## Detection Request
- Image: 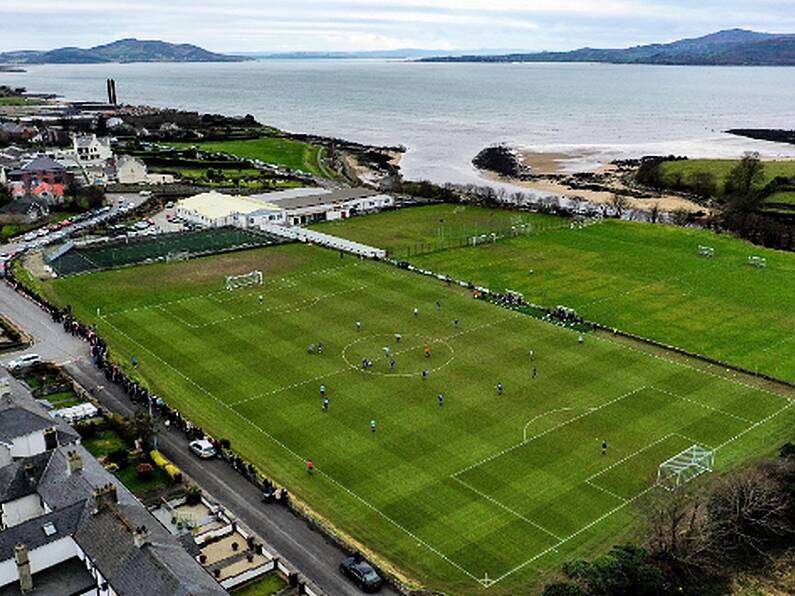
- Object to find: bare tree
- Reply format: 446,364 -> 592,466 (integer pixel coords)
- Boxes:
706,465 -> 792,560
610,193 -> 630,218
648,202 -> 661,224
645,487 -> 712,574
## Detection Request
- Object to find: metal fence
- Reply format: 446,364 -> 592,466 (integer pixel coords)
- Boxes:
49,228 -> 280,276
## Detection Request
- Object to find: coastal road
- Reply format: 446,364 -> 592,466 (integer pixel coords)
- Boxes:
0,282 -> 401,596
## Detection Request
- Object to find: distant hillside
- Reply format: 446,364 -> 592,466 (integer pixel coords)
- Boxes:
421,29 -> 795,66
0,39 -> 247,64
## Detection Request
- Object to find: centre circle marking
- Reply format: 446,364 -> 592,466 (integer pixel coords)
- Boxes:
341,333 -> 456,377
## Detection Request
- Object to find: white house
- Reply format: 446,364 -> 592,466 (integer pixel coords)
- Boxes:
72,134 -> 113,164
115,155 -> 148,184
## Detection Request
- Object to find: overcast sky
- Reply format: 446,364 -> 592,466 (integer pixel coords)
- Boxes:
1,0 -> 794,53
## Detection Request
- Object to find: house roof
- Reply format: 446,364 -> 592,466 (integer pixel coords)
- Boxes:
0,451 -> 51,502
0,556 -> 96,596
20,156 -> 65,173
31,182 -> 64,198
253,187 -> 379,210
0,377 -> 80,447
0,408 -> 57,443
177,191 -> 280,220
0,196 -> 49,216
0,500 -> 85,563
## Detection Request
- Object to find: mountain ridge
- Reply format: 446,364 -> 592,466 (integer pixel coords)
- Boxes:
419,29 -> 795,66
0,38 -> 248,64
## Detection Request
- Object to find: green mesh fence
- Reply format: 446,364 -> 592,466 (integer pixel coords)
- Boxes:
49,228 -> 281,276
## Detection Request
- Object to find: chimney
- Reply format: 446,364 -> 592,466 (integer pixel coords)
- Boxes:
66,450 -> 82,475
14,544 -> 33,594
93,483 -> 117,512
23,464 -> 36,486
133,525 -> 150,549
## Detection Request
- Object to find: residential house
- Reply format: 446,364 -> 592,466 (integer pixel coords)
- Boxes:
0,374 -> 228,596
72,135 -> 112,164
0,196 -> 50,225
6,156 -> 71,204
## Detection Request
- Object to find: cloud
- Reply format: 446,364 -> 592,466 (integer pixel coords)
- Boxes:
1,0 -> 794,52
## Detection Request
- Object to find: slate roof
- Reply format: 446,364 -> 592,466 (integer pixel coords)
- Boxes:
20,156 -> 65,173
0,408 -> 56,443
0,451 -> 50,502
0,500 -> 85,562
0,557 -> 95,596
258,187 -> 378,210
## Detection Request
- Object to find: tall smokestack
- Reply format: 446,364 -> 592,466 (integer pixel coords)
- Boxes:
106,79 -> 113,105
111,79 -> 118,106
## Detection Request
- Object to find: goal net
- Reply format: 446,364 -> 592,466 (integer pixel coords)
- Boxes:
698,245 -> 715,257
657,445 -> 715,491
748,256 -> 767,268
225,270 -> 264,291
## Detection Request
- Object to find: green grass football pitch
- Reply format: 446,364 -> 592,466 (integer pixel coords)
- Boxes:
318,206 -> 795,385
44,244 -> 794,594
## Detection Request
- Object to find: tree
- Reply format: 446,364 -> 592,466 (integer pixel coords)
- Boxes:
690,171 -> 717,198
647,202 -> 661,224
561,544 -> 666,595
610,193 -> 630,218
133,408 -> 154,450
724,152 -> 765,198
705,465 -> 792,560
0,185 -> 11,208
82,186 -> 105,210
645,487 -> 711,574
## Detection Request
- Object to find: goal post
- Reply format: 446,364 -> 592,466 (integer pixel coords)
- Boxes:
657,445 -> 715,491
225,270 -> 264,291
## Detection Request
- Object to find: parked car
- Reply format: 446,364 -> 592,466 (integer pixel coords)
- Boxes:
339,555 -> 383,592
188,439 -> 216,459
7,353 -> 42,372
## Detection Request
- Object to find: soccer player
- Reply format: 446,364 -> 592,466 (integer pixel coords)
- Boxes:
306,459 -> 314,475
317,342 -> 323,354
435,301 -> 441,311
370,419 -> 377,432
421,369 -> 428,381
395,332 -> 401,343
438,393 -> 444,406
389,359 -> 396,370
453,319 -> 460,329
529,349 -> 535,361
258,294 -> 263,304
497,382 -> 503,395
322,398 -> 329,412
602,440 -> 608,455
320,384 -> 326,397
578,334 -> 584,345
414,307 -> 420,317
383,346 -> 391,357
356,320 -> 361,331
424,345 -> 431,359
532,366 -> 538,379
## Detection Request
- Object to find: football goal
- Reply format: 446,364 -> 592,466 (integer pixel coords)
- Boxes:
698,245 -> 715,257
748,256 -> 767,268
657,445 -> 715,491
225,270 -> 264,291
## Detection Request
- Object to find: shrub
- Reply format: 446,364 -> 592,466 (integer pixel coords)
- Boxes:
136,463 -> 153,478
107,449 -> 129,466
185,485 -> 202,506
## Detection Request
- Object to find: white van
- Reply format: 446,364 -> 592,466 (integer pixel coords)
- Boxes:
7,353 -> 42,372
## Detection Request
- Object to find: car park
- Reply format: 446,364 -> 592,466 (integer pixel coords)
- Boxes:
339,555 -> 383,592
188,439 -> 217,459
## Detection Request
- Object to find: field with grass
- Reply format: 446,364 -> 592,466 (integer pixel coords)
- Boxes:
40,243 -> 794,594
325,209 -> 795,384
312,204 -> 566,257
766,190 -> 795,207
660,158 -> 795,195
171,137 -> 328,177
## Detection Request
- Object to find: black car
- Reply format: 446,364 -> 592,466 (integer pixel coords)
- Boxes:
339,555 -> 383,592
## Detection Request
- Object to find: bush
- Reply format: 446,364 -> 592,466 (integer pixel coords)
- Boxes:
185,485 -> 202,506
559,544 -> 666,596
107,449 -> 129,466
136,463 -> 153,478
104,462 -> 119,474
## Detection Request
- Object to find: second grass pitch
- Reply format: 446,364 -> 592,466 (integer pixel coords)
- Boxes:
42,243 -> 794,594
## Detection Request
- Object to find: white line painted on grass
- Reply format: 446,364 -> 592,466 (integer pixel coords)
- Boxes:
649,386 -> 754,424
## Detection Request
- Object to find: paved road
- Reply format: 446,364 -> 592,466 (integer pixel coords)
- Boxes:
0,282 -> 400,596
